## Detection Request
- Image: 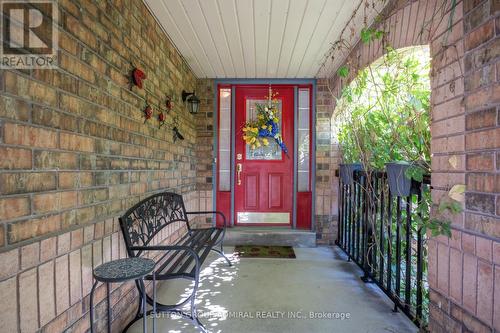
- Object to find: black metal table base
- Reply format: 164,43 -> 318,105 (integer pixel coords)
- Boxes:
89,257 -> 156,333
90,278 -> 153,333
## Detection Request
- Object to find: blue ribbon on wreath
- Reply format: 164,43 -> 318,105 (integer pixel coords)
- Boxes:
257,121 -> 288,155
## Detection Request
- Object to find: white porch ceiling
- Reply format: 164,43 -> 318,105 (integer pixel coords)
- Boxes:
144,0 -> 383,78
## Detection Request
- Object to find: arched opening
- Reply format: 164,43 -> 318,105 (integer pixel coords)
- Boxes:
333,45 -> 431,171
332,46 -> 443,327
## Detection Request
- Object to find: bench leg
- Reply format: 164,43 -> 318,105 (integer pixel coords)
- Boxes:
194,316 -> 208,333
139,279 -> 148,333
89,280 -> 98,333
122,278 -> 209,333
190,270 -> 208,333
211,244 -> 232,266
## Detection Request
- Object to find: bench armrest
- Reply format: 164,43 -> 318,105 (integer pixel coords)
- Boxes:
186,211 -> 227,228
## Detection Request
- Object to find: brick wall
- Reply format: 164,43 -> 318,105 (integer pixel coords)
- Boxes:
325,0 -> 500,331
0,0 -> 203,332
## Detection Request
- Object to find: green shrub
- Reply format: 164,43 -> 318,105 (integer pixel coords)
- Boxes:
334,46 -> 431,172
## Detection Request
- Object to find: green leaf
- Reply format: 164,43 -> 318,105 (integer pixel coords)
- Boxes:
438,200 -> 463,214
374,30 -> 384,39
338,65 -> 350,78
448,184 -> 465,202
448,201 -> 462,214
405,165 -> 425,182
360,28 -> 372,44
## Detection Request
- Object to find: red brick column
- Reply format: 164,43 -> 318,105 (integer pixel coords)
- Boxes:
427,1 -> 499,331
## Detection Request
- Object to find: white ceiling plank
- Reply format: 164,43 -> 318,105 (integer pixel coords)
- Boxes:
266,0 -> 290,77
217,0 -> 246,77
275,0 -> 308,77
253,0 -> 272,77
144,0 -> 383,78
183,0 -> 226,77
198,0 -> 237,77
161,0 -> 216,77
295,0 -> 347,77
302,0 -> 355,77
285,0 -> 327,78
145,0 -> 206,76
235,0 -> 256,78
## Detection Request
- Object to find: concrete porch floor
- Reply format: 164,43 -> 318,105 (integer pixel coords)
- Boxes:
129,247 -> 417,333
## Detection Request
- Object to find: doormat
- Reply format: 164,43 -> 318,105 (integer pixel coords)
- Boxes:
234,245 -> 296,259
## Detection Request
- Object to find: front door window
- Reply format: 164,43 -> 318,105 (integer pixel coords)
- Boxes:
245,99 -> 283,160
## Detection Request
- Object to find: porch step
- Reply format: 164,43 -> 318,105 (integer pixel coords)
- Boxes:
223,227 -> 316,248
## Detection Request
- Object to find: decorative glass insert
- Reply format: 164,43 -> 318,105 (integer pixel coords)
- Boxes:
245,99 -> 283,160
219,88 -> 231,191
298,88 -> 310,192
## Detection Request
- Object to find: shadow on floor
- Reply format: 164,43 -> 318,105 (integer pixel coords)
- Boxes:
128,246 -> 418,333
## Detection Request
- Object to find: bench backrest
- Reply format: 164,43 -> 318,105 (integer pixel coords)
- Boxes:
119,192 -> 190,257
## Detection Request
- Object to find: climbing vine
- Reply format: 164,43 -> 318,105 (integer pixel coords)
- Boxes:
320,0 -> 461,80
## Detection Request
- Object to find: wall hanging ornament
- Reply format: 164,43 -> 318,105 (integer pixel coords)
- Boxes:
172,126 -> 184,142
131,68 -> 146,89
165,96 -> 174,113
158,111 -> 166,129
143,105 -> 153,123
242,86 -> 288,156
171,116 -> 184,142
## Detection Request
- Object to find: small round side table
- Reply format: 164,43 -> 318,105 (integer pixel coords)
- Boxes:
90,257 -> 156,333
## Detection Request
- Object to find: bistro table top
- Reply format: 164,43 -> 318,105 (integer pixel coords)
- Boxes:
93,257 -> 155,283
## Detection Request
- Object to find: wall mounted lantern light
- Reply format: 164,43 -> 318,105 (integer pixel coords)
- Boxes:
182,90 -> 200,114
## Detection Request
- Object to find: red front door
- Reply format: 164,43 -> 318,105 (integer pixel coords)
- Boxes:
234,86 -> 294,226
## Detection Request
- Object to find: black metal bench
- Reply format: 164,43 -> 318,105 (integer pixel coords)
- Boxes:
119,192 -> 231,332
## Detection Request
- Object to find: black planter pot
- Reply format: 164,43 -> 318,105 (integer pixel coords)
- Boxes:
385,162 -> 412,197
339,163 -> 363,185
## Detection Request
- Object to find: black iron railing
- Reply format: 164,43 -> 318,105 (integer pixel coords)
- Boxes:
336,169 -> 430,327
